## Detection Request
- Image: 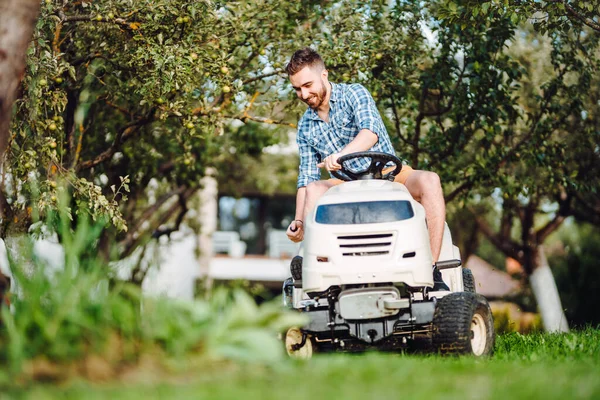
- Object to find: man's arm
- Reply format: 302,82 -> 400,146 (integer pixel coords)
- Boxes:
289,117 -> 317,242
318,129 -> 378,171
287,187 -> 306,242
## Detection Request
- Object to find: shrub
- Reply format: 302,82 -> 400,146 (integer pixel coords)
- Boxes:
0,198 -> 304,385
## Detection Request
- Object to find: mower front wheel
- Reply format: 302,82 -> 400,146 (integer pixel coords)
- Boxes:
290,256 -> 303,281
285,327 -> 314,359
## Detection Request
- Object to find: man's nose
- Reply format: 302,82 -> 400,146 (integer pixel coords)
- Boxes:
300,88 -> 309,99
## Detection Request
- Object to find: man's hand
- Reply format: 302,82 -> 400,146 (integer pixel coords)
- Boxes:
286,220 -> 304,243
317,152 -> 342,171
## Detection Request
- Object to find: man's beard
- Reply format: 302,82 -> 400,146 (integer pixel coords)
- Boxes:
305,80 -> 328,110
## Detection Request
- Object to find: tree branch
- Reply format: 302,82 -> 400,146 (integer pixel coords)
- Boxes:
120,186 -> 196,258
76,109 -> 155,171
536,190 -> 571,243
470,208 -> 523,261
242,69 -> 285,85
121,184 -> 188,249
569,191 -> 600,227
551,1 -> 600,33
191,107 -> 296,128
444,180 -> 474,204
151,191 -> 189,239
536,213 -> 565,244
389,90 -> 410,147
129,244 -> 149,285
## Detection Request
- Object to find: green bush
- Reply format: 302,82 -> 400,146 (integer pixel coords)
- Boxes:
0,198 -> 304,385
493,308 -> 543,334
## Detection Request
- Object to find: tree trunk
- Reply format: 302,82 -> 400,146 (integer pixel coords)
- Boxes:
529,246 -> 569,332
197,168 -> 218,295
0,0 -> 41,296
0,0 -> 41,161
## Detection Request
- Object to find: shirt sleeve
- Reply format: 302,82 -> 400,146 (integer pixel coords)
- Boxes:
347,84 -> 386,137
296,120 -> 321,188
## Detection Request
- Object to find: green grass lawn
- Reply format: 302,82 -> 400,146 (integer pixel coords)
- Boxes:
5,330 -> 600,400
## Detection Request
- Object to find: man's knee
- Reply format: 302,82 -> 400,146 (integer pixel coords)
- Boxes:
306,181 -> 320,196
422,171 -> 441,191
406,170 -> 443,202
306,181 -> 328,199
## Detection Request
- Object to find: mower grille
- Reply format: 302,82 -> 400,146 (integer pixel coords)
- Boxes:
337,233 -> 394,257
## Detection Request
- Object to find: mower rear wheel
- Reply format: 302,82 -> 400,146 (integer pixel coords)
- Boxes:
462,268 -> 476,293
432,292 -> 495,357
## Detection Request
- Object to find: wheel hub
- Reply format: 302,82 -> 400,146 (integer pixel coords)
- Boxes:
470,313 -> 487,356
285,328 -> 313,359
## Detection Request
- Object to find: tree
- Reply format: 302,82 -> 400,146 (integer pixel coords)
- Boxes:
426,1 -> 600,331
441,0 -> 600,34
5,0 -> 598,324
0,0 -> 41,309
319,0 -> 599,330
3,0 -> 325,267
0,0 -> 41,214
553,222 -> 600,326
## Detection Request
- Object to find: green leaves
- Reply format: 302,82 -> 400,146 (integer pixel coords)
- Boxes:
6,0 -> 322,248
480,2 -> 491,15
454,0 -> 600,35
0,209 -> 305,380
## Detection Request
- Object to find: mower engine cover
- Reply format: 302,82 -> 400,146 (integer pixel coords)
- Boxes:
301,179 -> 434,294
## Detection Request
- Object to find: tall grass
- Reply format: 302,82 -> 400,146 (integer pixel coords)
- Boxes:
494,328 -> 600,361
0,199 -> 304,385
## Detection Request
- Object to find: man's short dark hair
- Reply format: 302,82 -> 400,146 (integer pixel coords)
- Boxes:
286,47 -> 325,76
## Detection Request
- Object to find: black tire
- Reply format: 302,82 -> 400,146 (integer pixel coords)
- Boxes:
463,268 -> 476,293
432,292 -> 495,357
282,277 -> 294,308
290,255 -> 303,281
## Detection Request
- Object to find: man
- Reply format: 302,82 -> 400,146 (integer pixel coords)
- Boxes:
285,47 -> 449,290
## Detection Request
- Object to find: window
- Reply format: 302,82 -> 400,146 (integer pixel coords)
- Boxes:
315,201 -> 414,225
218,195 -> 296,254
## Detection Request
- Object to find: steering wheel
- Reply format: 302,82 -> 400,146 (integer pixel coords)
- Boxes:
330,151 -> 403,181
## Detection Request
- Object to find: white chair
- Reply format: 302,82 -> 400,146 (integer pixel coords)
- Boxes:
212,231 -> 247,258
267,229 -> 300,259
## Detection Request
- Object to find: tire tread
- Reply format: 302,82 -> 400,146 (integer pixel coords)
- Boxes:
432,292 -> 495,356
463,268 -> 476,293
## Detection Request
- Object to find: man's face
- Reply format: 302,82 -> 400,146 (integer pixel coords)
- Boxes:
289,66 -> 329,110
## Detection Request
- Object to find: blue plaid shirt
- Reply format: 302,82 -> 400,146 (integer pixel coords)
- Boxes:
296,82 -> 395,188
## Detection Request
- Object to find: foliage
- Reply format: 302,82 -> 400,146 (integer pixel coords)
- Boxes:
4,0 -> 599,281
0,197 -> 304,384
215,122 -> 298,197
552,222 -> 600,327
441,0 -> 600,35
392,0 -> 600,279
4,0 -> 319,258
493,307 -> 543,334
6,330 -> 600,397
494,328 -> 600,361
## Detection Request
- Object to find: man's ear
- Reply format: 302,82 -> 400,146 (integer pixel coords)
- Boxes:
322,69 -> 328,81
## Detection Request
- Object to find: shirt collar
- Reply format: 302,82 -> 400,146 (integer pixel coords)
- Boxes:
306,82 -> 339,121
